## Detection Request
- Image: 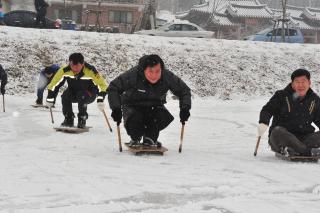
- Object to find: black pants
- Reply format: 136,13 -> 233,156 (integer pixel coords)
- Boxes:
36,9 -> 47,28
61,89 -> 96,119
123,105 -> 174,141
269,126 -> 320,155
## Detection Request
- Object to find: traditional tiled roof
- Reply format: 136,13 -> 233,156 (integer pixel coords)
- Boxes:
290,17 -> 320,30
212,13 -> 239,26
303,7 -> 320,21
227,4 -> 273,18
179,1 -> 320,30
179,0 -> 273,26
272,5 -> 320,30
191,0 -> 261,15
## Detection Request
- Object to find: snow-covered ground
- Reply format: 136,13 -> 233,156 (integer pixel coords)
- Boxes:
0,26 -> 320,99
1,26 -> 320,212
1,95 -> 320,213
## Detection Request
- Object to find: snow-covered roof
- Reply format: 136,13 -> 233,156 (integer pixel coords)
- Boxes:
303,7 -> 320,21
175,11 -> 190,19
290,17 -> 320,30
271,5 -> 320,30
212,13 -> 239,26
286,5 -> 305,18
226,4 -> 273,18
190,0 -> 261,15
182,0 -> 273,19
156,10 -> 176,22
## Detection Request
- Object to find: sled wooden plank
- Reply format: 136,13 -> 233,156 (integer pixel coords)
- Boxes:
31,104 -> 49,108
54,126 -> 91,134
125,144 -> 168,156
275,153 -> 319,162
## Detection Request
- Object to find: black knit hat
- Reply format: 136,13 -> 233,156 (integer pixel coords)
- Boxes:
291,69 -> 310,81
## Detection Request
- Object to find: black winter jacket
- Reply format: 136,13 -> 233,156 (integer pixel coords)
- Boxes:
108,65 -> 191,110
259,84 -> 320,137
34,0 -> 48,12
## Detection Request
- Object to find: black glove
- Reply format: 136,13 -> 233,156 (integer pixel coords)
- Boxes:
180,108 -> 190,125
111,108 -> 122,125
1,87 -> 5,95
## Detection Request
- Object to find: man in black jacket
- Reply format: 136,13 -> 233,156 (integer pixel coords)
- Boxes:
34,0 -> 49,28
0,64 -> 7,95
108,54 -> 191,147
258,69 -> 320,156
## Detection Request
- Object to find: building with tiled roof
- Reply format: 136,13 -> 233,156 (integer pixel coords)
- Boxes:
178,0 -> 273,40
272,5 -> 320,43
179,0 -> 320,43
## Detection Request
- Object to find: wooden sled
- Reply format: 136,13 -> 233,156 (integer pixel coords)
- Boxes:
125,144 -> 168,156
31,104 -> 49,108
275,153 -> 320,163
54,126 -> 92,134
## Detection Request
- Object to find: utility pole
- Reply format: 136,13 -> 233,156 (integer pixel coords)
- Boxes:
64,0 -> 67,19
281,0 -> 288,42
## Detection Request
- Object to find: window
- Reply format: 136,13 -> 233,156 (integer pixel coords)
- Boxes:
181,24 -> 198,31
168,24 -> 182,31
288,29 -> 298,36
109,11 -> 133,24
269,29 -> 298,37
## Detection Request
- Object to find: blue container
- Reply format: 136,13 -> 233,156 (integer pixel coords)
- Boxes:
61,19 -> 76,30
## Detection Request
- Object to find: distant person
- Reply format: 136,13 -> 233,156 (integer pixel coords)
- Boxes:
0,64 -> 7,96
35,61 -> 60,105
34,0 -> 49,28
0,3 -> 4,25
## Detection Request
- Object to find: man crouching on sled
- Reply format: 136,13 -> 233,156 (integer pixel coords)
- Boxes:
108,54 -> 191,147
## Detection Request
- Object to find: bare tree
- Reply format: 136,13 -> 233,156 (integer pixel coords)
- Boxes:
205,0 -> 224,37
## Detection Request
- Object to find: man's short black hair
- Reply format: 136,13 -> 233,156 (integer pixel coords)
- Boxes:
291,69 -> 311,81
138,54 -> 165,71
69,53 -> 84,65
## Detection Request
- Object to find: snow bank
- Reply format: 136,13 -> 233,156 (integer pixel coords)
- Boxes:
0,26 -> 319,99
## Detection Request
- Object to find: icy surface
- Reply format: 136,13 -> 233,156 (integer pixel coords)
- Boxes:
0,95 -> 320,212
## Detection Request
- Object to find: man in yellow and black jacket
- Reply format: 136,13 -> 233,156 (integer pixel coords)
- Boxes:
46,53 -> 108,128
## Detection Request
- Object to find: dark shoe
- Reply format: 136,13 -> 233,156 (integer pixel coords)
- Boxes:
125,138 -> 141,147
77,116 -> 86,128
61,116 -> 74,127
281,147 -> 300,157
35,98 -> 43,105
311,148 -> 320,157
143,137 -> 162,148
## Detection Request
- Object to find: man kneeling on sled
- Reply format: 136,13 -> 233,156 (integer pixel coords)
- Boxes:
258,69 -> 320,157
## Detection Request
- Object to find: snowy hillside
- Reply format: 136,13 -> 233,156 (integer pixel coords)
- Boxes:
0,26 -> 320,99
